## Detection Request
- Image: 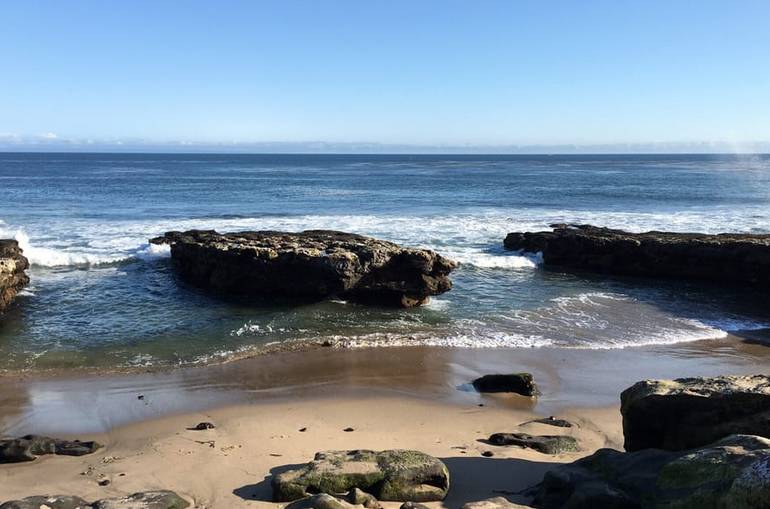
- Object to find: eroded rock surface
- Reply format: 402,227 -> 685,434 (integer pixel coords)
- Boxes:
621,374 -> 770,451
0,239 -> 29,312
272,450 -> 450,502
504,224 -> 770,285
151,230 -> 457,307
0,496 -> 91,509
528,434 -> 770,509
0,435 -> 102,463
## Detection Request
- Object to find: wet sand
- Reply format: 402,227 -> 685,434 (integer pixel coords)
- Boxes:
0,334 -> 768,506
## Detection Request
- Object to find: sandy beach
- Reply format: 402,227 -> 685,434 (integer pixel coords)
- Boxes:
2,334 -> 768,506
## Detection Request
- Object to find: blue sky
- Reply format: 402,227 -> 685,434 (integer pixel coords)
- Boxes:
2,1 -> 770,152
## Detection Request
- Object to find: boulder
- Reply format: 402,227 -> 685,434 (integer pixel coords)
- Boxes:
488,433 -> 579,454
0,435 -> 102,463
0,496 -> 90,509
91,491 -> 189,509
462,498 -> 533,509
472,373 -> 539,396
271,450 -> 450,502
0,492 -> 187,509
528,434 -> 770,509
285,494 -> 361,509
620,374 -> 770,451
0,239 -> 29,312
150,230 -> 457,308
504,224 -> 770,286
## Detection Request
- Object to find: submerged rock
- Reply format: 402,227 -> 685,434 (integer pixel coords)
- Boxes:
472,373 -> 539,396
504,223 -> 770,285
151,230 -> 457,308
0,492 -> 188,509
488,433 -> 579,454
0,435 -> 102,463
0,239 -> 29,313
621,374 -> 770,451
271,449 -> 450,502
528,434 -> 770,509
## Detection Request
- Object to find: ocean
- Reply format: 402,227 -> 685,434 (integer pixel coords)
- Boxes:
1,153 -> 769,371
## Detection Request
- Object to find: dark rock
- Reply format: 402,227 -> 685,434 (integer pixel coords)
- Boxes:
0,492 -> 188,509
528,434 -> 770,509
520,416 -> 573,428
0,435 -> 102,463
400,503 -> 430,509
462,499 -> 532,509
343,427 -> 355,432
0,239 -> 29,313
620,374 -> 770,451
481,450 -> 494,457
150,230 -> 457,308
189,422 -> 215,430
345,488 -> 382,509
271,449 -> 450,502
299,427 -> 308,432
98,479 -> 111,486
472,373 -> 539,396
92,491 -> 189,509
285,494 -> 358,509
504,223 -> 770,286
0,496 -> 90,509
488,433 -> 579,454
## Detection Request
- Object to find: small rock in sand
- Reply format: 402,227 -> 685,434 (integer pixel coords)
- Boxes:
488,433 -> 579,454
189,422 -> 215,431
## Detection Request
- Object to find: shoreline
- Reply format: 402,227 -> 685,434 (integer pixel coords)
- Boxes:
1,333 -> 768,436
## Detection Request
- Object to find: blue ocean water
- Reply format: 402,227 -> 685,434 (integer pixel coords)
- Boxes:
1,153 -> 769,370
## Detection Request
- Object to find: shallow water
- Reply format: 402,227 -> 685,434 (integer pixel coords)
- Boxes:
1,153 -> 770,370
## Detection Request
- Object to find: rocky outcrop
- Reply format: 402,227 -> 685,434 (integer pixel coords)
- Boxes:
285,489 -> 382,509
0,492 -> 188,509
271,450 -> 450,502
504,224 -> 770,285
151,230 -> 457,308
527,434 -> 770,509
0,435 -> 102,463
488,433 -> 579,454
472,373 -> 539,396
0,239 -> 29,313
621,374 -> 770,452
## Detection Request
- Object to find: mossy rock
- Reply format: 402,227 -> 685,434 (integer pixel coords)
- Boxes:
528,434 -> 770,509
272,450 -> 449,502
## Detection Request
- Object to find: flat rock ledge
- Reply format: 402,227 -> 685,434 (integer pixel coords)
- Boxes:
0,435 -> 102,463
0,239 -> 29,312
0,491 -> 188,509
271,449 -> 450,502
151,230 -> 457,308
527,434 -> 770,509
621,374 -> 770,452
488,433 -> 579,454
504,223 -> 770,285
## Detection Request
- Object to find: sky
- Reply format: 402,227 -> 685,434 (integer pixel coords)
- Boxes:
2,0 -> 770,153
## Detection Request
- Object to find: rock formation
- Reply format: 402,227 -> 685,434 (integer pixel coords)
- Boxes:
488,433 -> 579,454
0,239 -> 29,312
527,434 -> 770,509
151,230 -> 457,307
271,449 -> 450,502
504,224 -> 770,285
0,491 -> 188,509
621,374 -> 770,451
0,435 -> 102,463
472,373 -> 539,396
